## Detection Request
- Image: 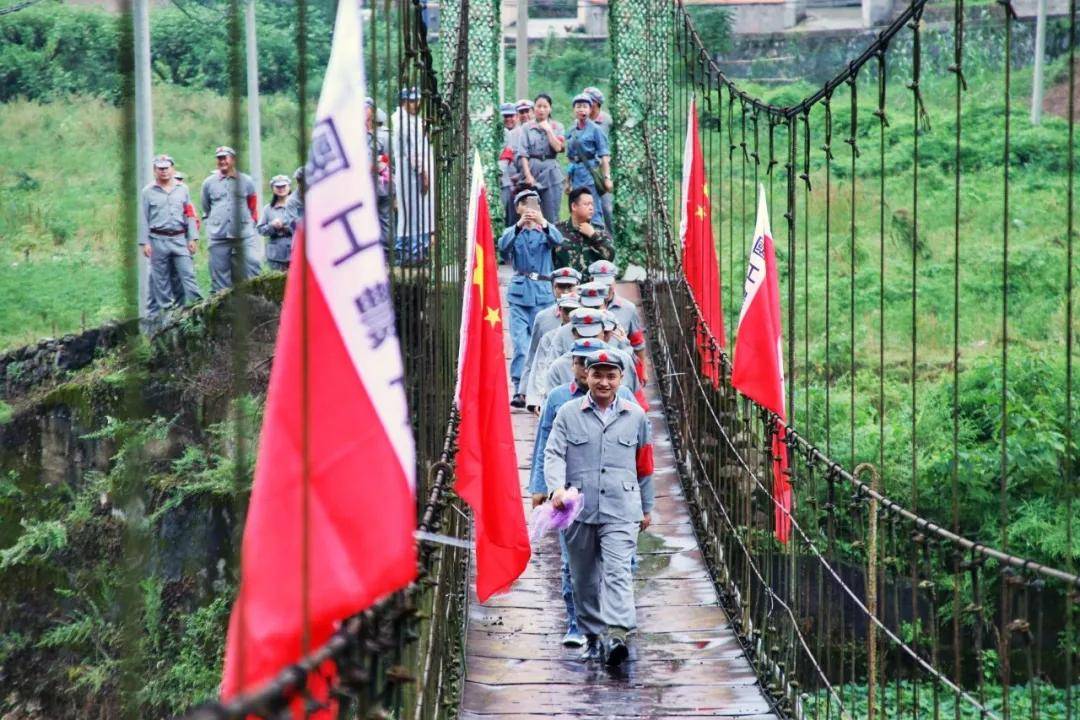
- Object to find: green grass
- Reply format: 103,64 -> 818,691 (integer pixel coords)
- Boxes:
0,84 -> 305,348
675,52 -> 1080,565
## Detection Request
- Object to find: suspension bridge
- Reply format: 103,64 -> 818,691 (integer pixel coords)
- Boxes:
1,0 -> 1078,718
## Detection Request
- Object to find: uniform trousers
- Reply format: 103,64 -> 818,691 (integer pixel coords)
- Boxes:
558,530 -> 578,631
501,186 -> 518,228
209,237 -> 263,293
600,191 -> 614,233
564,519 -> 639,637
508,301 -> 542,387
149,235 -> 202,314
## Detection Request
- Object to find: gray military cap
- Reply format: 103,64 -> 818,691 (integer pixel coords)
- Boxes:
585,349 -> 624,371
552,267 -> 582,286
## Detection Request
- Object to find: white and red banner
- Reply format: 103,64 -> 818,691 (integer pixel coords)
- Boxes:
731,185 -> 791,543
679,96 -> 725,386
221,0 -> 416,708
455,154 -> 532,602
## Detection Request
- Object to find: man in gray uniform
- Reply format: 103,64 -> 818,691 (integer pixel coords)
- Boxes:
545,350 -> 654,666
583,86 -> 615,232
200,145 -> 262,292
141,153 -> 202,315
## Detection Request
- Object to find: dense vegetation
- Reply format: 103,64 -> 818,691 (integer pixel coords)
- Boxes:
666,31 -> 1080,570
0,1 -> 1076,715
0,0 -> 334,102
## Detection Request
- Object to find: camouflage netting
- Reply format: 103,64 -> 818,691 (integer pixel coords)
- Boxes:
441,0 -> 502,209
610,0 -> 672,268
442,0 -> 672,253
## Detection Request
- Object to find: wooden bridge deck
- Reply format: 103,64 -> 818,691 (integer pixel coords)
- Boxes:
458,277 -> 776,719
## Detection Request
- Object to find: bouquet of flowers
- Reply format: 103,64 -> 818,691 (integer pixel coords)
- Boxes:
529,487 -> 584,544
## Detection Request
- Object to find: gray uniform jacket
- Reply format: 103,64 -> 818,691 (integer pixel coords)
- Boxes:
518,304 -> 563,395
257,203 -> 294,263
200,171 -> 258,242
141,182 -> 198,245
515,120 -> 566,191
544,394 -> 654,523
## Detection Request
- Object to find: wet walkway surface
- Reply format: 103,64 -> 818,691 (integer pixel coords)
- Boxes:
458,274 -> 776,719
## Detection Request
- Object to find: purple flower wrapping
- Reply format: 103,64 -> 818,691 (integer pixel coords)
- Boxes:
528,488 -> 584,543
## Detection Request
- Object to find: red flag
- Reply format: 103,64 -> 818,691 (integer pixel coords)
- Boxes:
731,185 -> 791,543
221,0 -> 417,706
454,154 -> 532,602
679,97 -> 725,386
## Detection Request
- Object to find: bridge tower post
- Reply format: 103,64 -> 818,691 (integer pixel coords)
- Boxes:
609,0 -> 671,270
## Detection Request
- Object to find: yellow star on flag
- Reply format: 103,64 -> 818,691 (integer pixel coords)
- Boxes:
695,205 -> 706,220
702,182 -> 709,199
484,306 -> 501,328
472,243 -> 485,298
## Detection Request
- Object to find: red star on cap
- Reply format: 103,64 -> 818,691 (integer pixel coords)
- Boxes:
584,315 -> 593,323
598,352 -> 609,362
583,340 -> 593,346
561,270 -> 570,276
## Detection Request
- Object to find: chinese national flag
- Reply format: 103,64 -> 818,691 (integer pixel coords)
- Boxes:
454,154 -> 532,601
731,185 -> 791,543
221,0 -> 416,709
680,97 -> 725,387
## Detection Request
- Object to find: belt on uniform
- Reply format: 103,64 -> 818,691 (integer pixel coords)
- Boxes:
516,271 -> 551,281
529,154 -> 556,161
150,228 -> 186,237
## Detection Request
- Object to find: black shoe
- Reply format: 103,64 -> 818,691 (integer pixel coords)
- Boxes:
510,394 -> 526,408
577,635 -> 602,662
605,635 -> 629,667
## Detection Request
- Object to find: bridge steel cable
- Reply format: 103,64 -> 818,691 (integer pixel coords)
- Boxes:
655,1 -> 1080,718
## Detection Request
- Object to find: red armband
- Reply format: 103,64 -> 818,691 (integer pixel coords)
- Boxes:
247,194 -> 258,221
628,328 -> 646,348
633,387 -> 650,412
499,146 -> 515,162
183,203 -> 201,230
636,443 -> 654,478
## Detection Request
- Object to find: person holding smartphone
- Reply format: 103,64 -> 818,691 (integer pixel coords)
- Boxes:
499,188 -> 565,408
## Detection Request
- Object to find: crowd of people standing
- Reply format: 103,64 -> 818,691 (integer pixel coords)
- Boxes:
140,87 -> 433,318
497,86 -> 656,670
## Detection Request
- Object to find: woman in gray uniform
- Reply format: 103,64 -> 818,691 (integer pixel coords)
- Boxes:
257,175 -> 295,272
517,93 -> 566,225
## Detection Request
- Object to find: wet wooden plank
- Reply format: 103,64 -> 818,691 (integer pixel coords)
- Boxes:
465,657 -> 759,687
466,627 -> 749,662
469,604 -> 731,635
460,682 -> 773,717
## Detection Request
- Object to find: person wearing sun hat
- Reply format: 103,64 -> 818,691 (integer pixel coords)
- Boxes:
544,349 -> 654,667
